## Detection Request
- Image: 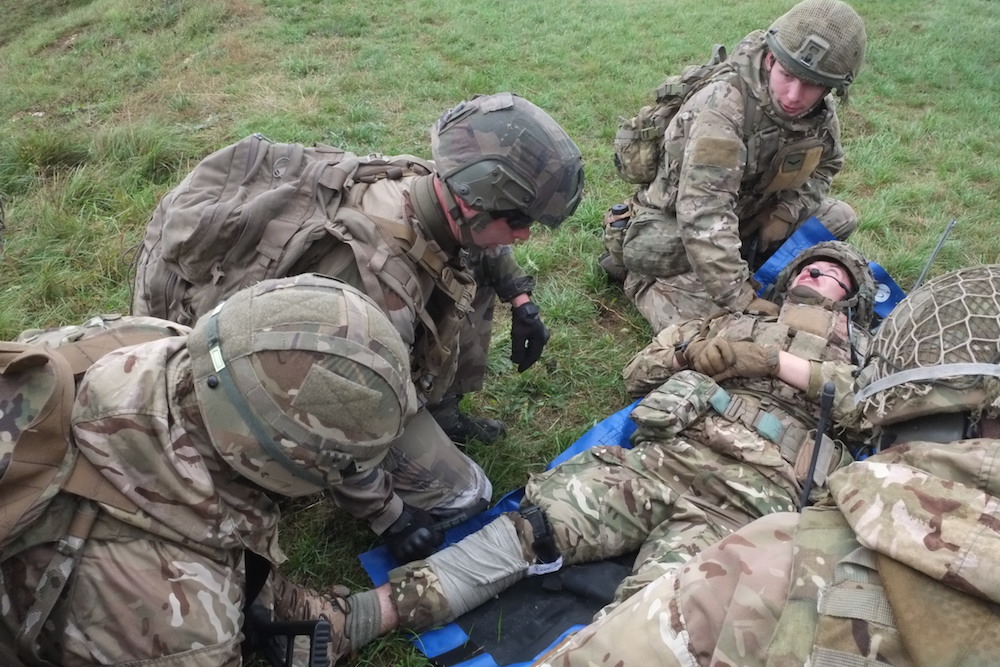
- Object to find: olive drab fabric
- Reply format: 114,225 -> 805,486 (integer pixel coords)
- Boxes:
131,133 -> 474,402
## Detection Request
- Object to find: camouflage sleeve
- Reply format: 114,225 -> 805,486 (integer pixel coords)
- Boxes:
673,82 -> 755,312
534,512 -> 799,667
813,359 -> 858,421
829,440 -> 1000,605
772,110 -> 845,223
478,245 -> 536,301
622,319 -> 705,397
327,468 -> 404,534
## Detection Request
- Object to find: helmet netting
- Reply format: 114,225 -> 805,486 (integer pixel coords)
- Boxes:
861,265 -> 1000,426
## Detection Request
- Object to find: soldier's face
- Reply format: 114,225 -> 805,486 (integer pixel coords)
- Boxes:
452,197 -> 532,247
467,217 -> 532,247
791,260 -> 853,301
767,55 -> 828,117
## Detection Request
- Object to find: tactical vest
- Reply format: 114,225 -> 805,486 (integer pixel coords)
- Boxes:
765,507 -> 999,666
130,134 -> 475,402
705,304 -> 854,485
620,32 -> 841,279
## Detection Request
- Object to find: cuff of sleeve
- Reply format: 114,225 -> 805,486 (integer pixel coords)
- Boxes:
369,493 -> 405,535
727,281 -> 758,313
806,360 -> 824,400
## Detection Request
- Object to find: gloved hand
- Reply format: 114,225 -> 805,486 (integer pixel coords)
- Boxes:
382,504 -> 444,563
684,338 -> 780,382
511,301 -> 550,372
745,296 -> 780,317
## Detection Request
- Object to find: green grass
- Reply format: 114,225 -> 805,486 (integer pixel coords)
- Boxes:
2,0 -> 999,664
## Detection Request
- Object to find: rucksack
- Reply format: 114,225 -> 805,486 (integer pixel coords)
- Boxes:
612,43 -> 758,185
0,319 -> 180,550
130,134 -> 475,401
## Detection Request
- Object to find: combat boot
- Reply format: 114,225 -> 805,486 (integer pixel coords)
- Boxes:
598,251 -> 627,285
427,393 -> 506,445
270,573 -> 353,665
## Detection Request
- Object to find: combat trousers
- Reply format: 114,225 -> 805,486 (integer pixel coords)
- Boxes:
390,433 -> 800,631
524,437 -> 799,607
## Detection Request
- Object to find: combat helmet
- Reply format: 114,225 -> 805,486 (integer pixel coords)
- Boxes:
770,240 -> 876,327
188,274 -> 416,497
765,0 -> 866,97
431,92 -> 585,230
855,265 -> 1000,440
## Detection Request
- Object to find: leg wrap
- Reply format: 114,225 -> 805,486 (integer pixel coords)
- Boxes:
389,514 -> 528,631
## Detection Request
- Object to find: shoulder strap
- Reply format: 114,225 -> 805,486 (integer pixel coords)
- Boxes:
0,343 -> 77,541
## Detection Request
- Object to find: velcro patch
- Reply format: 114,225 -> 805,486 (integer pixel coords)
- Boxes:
687,136 -> 742,169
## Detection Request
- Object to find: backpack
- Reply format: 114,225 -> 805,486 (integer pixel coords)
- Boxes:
0,320 -> 180,550
130,134 -> 475,401
612,43 -> 758,185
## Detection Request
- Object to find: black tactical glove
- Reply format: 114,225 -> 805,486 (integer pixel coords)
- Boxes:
511,301 -> 550,372
382,505 -> 445,563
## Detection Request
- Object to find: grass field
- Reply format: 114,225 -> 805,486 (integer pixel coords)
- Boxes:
2,0 -> 999,664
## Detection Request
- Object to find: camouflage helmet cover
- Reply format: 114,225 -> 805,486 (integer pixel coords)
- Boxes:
771,240 -> 876,326
431,92 -> 585,228
856,265 -> 1000,428
765,0 -> 867,94
188,274 -> 416,497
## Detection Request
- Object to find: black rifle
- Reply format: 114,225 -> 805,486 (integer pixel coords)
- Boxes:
244,602 -> 331,667
798,382 -> 836,511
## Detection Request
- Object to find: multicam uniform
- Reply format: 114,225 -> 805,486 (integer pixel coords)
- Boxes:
0,276 -> 473,665
620,29 -> 858,332
536,263 -> 1000,667
0,332 -> 272,666
386,292 -> 862,631
535,438 -> 1000,667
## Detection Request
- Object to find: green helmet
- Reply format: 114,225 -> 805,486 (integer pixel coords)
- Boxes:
856,265 -> 1000,431
431,92 -> 585,229
770,241 -> 876,327
765,0 -> 866,96
188,274 -> 416,497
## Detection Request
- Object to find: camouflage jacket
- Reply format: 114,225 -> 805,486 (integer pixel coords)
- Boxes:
625,302 -> 858,424
535,438 -> 1000,666
1,332 -> 285,567
304,174 -> 531,398
636,30 -> 845,310
71,335 -> 286,564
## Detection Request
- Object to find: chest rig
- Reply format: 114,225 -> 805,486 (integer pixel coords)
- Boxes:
704,304 -> 853,474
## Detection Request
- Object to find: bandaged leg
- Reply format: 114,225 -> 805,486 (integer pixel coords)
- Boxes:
389,514 -> 533,631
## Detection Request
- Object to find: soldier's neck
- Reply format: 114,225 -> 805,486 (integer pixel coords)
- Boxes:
410,174 -> 460,256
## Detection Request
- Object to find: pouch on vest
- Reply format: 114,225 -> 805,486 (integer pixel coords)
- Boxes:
630,369 -> 727,442
601,203 -> 631,267
758,139 -> 825,195
793,429 -> 846,492
621,204 -> 691,278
